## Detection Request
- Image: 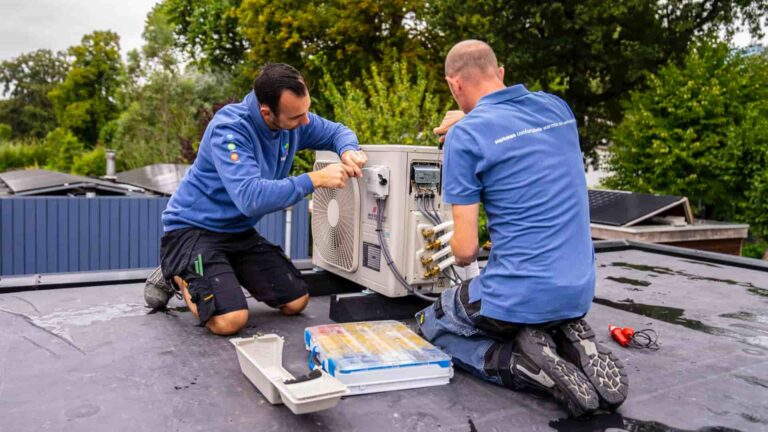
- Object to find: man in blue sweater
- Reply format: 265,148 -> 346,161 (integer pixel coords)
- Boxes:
417,41 -> 627,416
144,63 -> 367,335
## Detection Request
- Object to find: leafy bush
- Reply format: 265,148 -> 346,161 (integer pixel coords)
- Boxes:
606,40 -> 768,238
322,60 -> 447,147
71,146 -> 106,176
0,123 -> 11,142
0,139 -> 51,171
44,127 -> 85,172
742,240 -> 767,260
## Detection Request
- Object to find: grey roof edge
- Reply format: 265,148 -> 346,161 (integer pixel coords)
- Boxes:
0,268 -> 154,293
593,239 -> 768,272
0,259 -> 315,293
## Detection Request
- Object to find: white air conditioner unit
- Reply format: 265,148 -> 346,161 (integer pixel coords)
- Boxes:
311,145 -> 456,298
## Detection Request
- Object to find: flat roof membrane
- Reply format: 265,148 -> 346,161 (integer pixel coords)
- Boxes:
0,248 -> 766,431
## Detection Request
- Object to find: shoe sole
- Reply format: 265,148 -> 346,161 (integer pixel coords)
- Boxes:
144,266 -> 173,309
557,320 -> 629,410
516,327 -> 600,417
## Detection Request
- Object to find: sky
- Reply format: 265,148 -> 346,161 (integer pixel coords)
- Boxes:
0,0 -> 159,62
0,1 -> 764,63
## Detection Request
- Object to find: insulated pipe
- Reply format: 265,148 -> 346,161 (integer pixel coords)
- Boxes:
421,220 -> 454,238
433,220 -> 454,233
422,243 -> 453,266
437,256 -> 456,271
437,230 -> 454,245
426,230 -> 454,251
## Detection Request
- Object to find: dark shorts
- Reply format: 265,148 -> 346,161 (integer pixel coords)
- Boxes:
160,227 -> 308,325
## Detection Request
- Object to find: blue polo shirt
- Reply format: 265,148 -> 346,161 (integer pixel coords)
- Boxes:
162,91 -> 359,233
443,84 -> 595,324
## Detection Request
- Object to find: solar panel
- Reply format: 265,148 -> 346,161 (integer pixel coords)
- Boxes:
116,164 -> 190,196
0,169 -> 148,196
589,189 -> 690,226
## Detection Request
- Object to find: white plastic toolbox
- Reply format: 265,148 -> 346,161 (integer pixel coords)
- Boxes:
304,320 -> 453,395
230,334 -> 349,414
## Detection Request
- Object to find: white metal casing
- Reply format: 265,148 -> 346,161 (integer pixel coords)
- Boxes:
311,145 -> 452,297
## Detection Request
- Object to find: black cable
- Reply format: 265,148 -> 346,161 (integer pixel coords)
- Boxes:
441,269 -> 459,284
428,195 -> 442,224
628,329 -> 660,351
418,195 -> 439,226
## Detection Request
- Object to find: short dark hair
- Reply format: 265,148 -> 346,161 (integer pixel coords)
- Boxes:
253,63 -> 307,115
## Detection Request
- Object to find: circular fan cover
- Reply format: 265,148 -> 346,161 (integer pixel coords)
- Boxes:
311,162 -> 360,272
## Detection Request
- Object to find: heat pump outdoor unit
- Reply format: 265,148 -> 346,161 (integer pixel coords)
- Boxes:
311,145 -> 458,298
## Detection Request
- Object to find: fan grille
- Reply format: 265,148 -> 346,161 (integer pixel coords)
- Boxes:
311,161 -> 360,272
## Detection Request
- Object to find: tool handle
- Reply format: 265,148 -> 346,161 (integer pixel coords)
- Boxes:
609,325 -> 630,347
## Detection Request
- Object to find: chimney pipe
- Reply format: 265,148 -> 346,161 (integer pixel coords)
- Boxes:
105,149 -> 116,180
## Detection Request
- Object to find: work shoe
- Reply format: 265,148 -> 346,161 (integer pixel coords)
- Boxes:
143,266 -> 179,309
552,319 -> 629,410
511,326 -> 600,417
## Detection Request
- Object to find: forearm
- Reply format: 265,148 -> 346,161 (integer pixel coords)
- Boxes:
231,175 -> 313,217
451,236 -> 479,266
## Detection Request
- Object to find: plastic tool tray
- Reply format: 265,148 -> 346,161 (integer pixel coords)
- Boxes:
304,320 -> 453,395
231,334 -> 349,414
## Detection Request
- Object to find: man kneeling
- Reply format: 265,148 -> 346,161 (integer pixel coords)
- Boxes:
417,40 -> 627,416
144,63 -> 366,335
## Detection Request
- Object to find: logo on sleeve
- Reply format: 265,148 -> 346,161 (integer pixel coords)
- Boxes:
280,142 -> 290,161
230,152 -> 239,162
227,143 -> 236,151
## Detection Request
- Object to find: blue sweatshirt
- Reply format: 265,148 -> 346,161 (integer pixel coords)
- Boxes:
162,91 -> 360,233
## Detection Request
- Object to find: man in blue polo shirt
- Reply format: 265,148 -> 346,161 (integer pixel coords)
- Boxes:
417,41 -> 627,416
144,63 -> 367,336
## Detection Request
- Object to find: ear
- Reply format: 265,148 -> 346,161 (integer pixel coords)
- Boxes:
445,76 -> 461,92
498,66 -> 505,82
259,105 -> 272,119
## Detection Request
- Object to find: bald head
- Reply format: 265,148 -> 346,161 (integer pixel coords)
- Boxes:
445,40 -> 499,79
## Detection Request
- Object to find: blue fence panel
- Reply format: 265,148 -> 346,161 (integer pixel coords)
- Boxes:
290,199 -> 310,259
0,196 -> 311,276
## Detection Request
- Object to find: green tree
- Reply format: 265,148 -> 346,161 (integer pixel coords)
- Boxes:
71,146 -> 106,176
160,0 -> 246,71
48,31 -> 124,146
323,61 -> 445,146
605,40 -> 768,238
159,0 -> 430,92
44,127 -> 85,172
110,6 -> 239,169
236,0 -> 428,85
425,0 -> 768,161
0,49 -> 69,139
111,71 -> 234,168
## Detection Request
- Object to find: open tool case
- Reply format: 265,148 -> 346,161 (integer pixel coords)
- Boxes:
304,320 -> 453,395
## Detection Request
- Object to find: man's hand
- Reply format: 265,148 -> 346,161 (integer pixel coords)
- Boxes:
340,149 -> 367,177
307,163 -> 356,189
433,110 -> 466,144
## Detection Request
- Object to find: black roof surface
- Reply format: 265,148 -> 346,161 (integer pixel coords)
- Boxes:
0,243 -> 766,431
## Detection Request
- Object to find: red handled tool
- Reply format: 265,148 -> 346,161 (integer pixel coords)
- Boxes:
608,325 -> 659,350
609,325 -> 630,347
